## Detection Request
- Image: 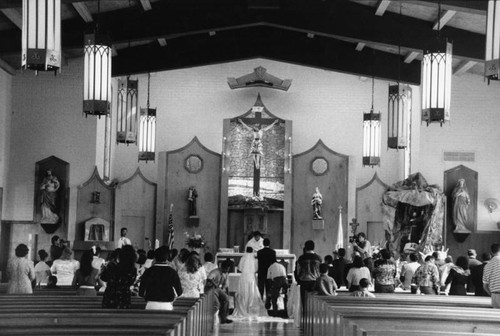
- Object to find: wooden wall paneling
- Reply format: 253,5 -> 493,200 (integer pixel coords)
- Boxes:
75,167 -> 115,242
292,140 -> 349,258
0,219 -> 10,282
165,137 -> 221,254
355,173 -> 390,245
220,119 -> 230,248
115,168 -> 156,251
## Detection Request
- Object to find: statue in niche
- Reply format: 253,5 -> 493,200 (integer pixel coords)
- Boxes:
188,186 -> 198,217
237,118 -> 279,169
452,178 -> 471,233
40,169 -> 60,224
311,187 -> 323,220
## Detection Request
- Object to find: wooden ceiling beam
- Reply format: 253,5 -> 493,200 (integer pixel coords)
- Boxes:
72,2 -> 93,23
453,60 -> 477,75
157,38 -> 167,47
375,0 -> 391,16
432,10 -> 456,30
1,8 -> 21,29
403,1 -> 486,15
404,51 -> 419,63
112,26 -> 421,84
355,42 -> 365,51
140,0 -> 152,11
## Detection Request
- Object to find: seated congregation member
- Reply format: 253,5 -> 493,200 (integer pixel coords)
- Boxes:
50,247 -> 80,286
144,249 -> 155,269
372,249 -> 397,293
315,263 -> 337,296
101,245 -> 137,309
267,257 -> 289,314
49,235 -> 63,265
205,260 -> 232,324
346,256 -> 372,292
351,278 -> 376,298
399,253 -> 420,291
34,249 -> 51,287
73,250 -> 99,296
7,244 -> 35,294
412,255 -> 440,295
445,256 -> 470,296
323,255 -> 335,279
470,253 -> 490,296
133,250 -> 148,294
46,275 -> 59,289
139,246 -> 183,310
439,255 -> 454,293
332,248 -> 348,288
172,248 -> 190,272
91,246 -> 105,270
179,252 -> 206,298
203,252 -> 218,275
232,247 -> 267,318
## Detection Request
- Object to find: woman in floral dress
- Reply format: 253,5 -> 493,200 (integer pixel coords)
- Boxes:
101,245 -> 137,308
178,252 -> 206,298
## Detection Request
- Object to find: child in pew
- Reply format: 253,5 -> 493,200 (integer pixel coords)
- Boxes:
46,275 -> 59,289
351,278 -> 375,297
315,263 -> 337,296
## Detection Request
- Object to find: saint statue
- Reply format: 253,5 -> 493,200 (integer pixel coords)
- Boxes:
40,169 -> 60,224
311,187 -> 323,220
452,178 -> 471,233
237,118 -> 279,170
188,186 -> 198,217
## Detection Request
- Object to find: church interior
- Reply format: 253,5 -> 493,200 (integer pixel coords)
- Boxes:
2,0 -> 500,334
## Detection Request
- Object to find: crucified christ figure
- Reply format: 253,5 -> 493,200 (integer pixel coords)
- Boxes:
238,118 -> 279,169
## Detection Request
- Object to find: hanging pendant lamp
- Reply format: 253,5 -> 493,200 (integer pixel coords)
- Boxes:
421,2 -> 452,126
139,73 -> 156,162
22,0 -> 61,73
486,0 -> 500,82
117,77 -> 138,144
363,77 -> 381,167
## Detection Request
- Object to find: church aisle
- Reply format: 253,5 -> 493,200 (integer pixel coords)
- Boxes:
211,319 -> 303,336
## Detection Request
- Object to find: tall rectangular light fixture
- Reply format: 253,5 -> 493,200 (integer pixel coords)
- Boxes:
22,0 -> 61,73
117,78 -> 138,144
83,29 -> 111,117
421,41 -> 452,126
363,109 -> 381,167
139,107 -> 156,162
388,84 -> 412,149
486,0 -> 500,82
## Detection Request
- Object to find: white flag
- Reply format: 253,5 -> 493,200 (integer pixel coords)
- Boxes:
336,206 -> 344,250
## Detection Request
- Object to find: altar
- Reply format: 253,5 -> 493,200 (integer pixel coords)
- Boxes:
215,251 -> 296,274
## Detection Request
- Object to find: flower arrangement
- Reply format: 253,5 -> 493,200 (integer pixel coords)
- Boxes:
185,232 -> 206,249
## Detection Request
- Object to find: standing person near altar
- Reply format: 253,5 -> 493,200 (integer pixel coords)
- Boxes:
257,238 -> 276,305
295,240 -> 322,304
352,232 -> 374,271
117,227 -> 132,248
245,231 -> 264,252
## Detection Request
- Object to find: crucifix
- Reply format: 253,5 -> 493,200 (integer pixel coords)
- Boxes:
238,109 -> 279,196
349,218 -> 359,236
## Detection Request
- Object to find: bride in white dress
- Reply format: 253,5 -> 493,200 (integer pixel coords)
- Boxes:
232,247 -> 267,319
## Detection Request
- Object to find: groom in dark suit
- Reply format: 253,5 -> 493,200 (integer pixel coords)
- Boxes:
257,238 -> 276,308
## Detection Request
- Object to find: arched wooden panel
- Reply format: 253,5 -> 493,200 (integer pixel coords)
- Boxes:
356,173 -> 390,246
115,168 -> 156,251
292,139 -> 349,258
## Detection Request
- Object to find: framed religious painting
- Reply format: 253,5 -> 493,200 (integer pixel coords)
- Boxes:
34,156 -> 70,234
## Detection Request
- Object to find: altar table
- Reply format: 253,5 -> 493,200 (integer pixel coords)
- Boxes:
215,252 -> 296,274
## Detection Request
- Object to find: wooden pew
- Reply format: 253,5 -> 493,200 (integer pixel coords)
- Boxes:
304,293 -> 500,336
0,291 -> 214,336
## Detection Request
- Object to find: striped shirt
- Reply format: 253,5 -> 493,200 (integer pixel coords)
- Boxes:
483,255 -> 500,293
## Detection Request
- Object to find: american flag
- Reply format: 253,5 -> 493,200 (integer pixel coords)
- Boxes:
166,206 -> 174,250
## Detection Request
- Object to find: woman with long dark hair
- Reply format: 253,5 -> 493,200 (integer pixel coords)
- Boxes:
101,245 -> 137,308
178,251 -> 206,298
445,255 -> 470,295
73,250 -> 99,296
346,255 -> 372,292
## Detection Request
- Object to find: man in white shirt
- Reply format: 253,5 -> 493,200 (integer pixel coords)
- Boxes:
117,227 -> 132,248
267,258 -> 288,315
245,231 -> 264,252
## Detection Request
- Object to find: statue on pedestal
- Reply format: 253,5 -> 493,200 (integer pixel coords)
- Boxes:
188,186 -> 198,217
452,179 -> 471,233
312,187 -> 323,220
